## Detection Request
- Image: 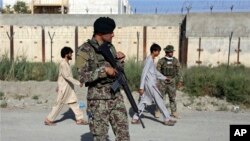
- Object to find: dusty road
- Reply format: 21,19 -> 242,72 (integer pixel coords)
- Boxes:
1,81 -> 250,141
1,107 -> 250,141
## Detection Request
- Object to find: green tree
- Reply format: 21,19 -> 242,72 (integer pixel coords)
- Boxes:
13,1 -> 31,14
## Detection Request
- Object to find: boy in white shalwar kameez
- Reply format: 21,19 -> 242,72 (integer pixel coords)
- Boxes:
131,43 -> 176,126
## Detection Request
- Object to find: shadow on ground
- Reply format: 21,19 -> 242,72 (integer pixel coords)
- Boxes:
128,104 -> 163,124
81,132 -> 93,141
128,104 -> 156,117
54,108 -> 76,123
81,132 -> 112,141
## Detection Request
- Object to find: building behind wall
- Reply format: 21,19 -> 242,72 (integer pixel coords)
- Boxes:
2,0 -> 131,14
31,0 -> 69,14
69,0 -> 131,14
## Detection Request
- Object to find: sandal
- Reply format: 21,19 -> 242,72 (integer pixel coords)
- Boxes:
76,119 -> 88,125
44,119 -> 56,126
164,119 -> 176,126
171,112 -> 181,119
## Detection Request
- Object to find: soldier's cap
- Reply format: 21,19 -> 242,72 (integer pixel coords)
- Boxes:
164,45 -> 175,52
94,17 -> 116,34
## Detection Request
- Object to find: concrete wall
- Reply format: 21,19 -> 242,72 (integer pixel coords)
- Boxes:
78,26 -> 145,62
1,13 -> 250,67
147,26 -> 180,61
112,26 -> 144,60
186,13 -> 250,37
0,14 -> 183,64
13,25 -> 42,62
187,37 -> 250,67
77,25 -> 181,61
186,13 -> 250,67
0,14 -> 184,26
44,26 -> 75,63
0,25 -> 10,58
0,25 -> 180,63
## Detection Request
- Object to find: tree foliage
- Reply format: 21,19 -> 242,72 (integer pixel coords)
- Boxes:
1,5 -> 14,14
13,1 -> 31,14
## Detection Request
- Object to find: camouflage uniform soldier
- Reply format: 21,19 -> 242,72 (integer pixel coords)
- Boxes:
76,17 -> 130,141
156,45 -> 183,119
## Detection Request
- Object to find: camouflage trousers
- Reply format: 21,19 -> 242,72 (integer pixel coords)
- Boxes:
87,94 -> 130,141
158,79 -> 177,113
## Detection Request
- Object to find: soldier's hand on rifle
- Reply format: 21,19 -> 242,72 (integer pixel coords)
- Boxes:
177,81 -> 184,89
116,51 -> 126,63
105,67 -> 117,77
138,89 -> 144,96
165,77 -> 171,81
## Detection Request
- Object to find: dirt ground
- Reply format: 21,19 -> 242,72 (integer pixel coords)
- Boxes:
1,81 -> 250,141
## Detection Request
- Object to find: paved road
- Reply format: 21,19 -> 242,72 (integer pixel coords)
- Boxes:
1,107 -> 250,141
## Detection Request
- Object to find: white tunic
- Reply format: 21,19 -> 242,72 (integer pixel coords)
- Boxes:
139,55 -> 166,104
134,55 -> 171,120
140,55 -> 166,89
57,59 -> 81,104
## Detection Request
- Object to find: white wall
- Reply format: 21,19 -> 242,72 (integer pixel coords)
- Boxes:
68,0 -> 131,14
0,25 -> 180,63
0,25 -> 10,58
187,37 -> 250,67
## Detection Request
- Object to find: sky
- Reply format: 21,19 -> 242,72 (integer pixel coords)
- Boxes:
0,0 -> 2,9
129,0 -> 250,14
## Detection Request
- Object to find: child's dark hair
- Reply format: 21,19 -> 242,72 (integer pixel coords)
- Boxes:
61,46 -> 73,58
150,43 -> 161,53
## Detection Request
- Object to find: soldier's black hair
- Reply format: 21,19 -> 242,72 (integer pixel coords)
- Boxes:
94,17 -> 116,35
61,46 -> 73,58
150,43 -> 161,53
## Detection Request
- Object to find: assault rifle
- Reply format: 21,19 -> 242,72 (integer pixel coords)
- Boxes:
98,42 -> 145,128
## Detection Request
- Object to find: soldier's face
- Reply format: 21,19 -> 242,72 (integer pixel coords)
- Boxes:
166,52 -> 173,57
101,32 -> 114,42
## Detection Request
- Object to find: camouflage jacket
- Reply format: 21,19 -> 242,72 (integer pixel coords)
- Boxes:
156,56 -> 183,83
76,39 -> 120,100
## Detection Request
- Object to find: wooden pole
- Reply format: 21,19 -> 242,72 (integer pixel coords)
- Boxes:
227,32 -> 233,67
143,26 -> 147,60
